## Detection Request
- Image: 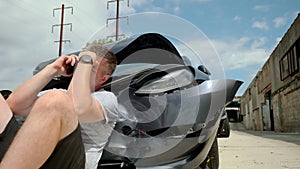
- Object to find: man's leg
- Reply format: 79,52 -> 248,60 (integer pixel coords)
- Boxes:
0,90 -> 78,169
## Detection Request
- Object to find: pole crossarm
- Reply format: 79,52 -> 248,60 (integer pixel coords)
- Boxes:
51,23 -> 73,33
106,16 -> 128,27
53,6 -> 73,16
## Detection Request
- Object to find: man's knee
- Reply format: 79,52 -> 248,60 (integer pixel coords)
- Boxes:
34,90 -> 72,115
39,90 -> 68,105
29,90 -> 78,140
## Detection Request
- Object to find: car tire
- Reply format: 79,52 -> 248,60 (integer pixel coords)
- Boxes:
223,118 -> 230,137
199,137 -> 219,169
217,118 -> 230,138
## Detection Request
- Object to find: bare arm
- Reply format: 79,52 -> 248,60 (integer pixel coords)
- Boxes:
71,52 -> 105,123
6,55 -> 77,116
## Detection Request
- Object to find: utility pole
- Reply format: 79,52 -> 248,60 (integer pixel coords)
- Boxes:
52,4 -> 73,57
107,0 -> 129,41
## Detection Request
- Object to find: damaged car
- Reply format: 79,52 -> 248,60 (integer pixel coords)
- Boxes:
28,33 -> 242,169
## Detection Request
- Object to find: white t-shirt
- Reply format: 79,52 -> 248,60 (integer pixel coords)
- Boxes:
81,90 -> 118,169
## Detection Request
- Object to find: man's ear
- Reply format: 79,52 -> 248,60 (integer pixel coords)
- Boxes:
101,74 -> 110,84
95,74 -> 110,91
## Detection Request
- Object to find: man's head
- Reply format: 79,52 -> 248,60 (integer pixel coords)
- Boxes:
85,44 -> 117,75
82,44 -> 117,90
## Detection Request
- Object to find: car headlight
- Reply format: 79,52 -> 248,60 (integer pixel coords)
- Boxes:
135,69 -> 194,94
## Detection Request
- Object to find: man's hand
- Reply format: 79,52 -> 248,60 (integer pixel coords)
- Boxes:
51,55 -> 78,76
7,54 -> 78,116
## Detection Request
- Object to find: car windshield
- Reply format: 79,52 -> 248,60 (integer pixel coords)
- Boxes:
112,63 -> 159,77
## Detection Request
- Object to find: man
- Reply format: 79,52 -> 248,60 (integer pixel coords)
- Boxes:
0,44 -> 118,169
71,45 -> 119,169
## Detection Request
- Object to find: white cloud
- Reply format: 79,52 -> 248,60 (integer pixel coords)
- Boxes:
252,20 -> 269,30
273,16 -> 287,28
211,37 -> 269,70
251,37 -> 267,49
233,16 -> 242,22
173,6 -> 181,14
253,5 -> 269,12
120,0 -> 164,15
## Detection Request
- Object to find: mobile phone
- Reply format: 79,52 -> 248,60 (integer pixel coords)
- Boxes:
66,61 -> 78,74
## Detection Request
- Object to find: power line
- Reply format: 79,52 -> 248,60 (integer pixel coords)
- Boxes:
52,4 -> 73,57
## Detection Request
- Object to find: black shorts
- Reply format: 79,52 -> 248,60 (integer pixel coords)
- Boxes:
0,116 -> 20,161
0,117 -> 85,169
40,124 -> 85,169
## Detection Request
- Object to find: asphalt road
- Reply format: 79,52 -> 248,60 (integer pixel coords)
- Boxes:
218,123 -> 300,169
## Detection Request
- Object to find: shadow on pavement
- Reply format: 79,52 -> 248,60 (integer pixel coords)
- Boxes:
229,122 -> 300,145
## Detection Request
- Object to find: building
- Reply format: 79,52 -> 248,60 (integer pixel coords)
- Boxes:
240,13 -> 300,132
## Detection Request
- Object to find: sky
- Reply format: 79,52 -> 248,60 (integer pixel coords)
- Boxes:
0,0 -> 299,96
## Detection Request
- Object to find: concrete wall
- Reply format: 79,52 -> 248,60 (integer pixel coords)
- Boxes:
240,13 -> 300,132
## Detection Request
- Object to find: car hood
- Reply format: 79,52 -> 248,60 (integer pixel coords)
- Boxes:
105,33 -> 185,65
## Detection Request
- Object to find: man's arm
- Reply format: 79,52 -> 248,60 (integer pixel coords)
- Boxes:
6,55 -> 77,116
71,52 -> 105,123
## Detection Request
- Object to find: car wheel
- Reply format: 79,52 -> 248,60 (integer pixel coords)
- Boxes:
199,137 -> 219,169
217,118 -> 230,138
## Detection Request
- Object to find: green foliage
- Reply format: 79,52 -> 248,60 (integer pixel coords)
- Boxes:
84,38 -> 114,49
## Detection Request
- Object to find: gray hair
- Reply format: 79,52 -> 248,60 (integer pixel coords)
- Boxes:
85,44 -> 117,75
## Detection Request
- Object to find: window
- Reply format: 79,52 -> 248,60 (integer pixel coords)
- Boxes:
289,46 -> 298,75
295,38 -> 300,67
279,40 -> 299,81
280,54 -> 290,80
